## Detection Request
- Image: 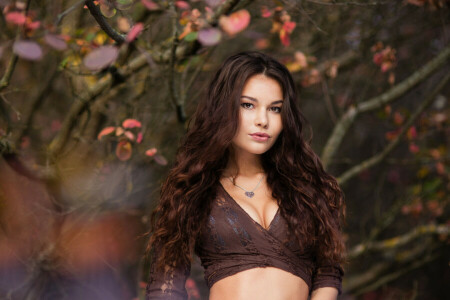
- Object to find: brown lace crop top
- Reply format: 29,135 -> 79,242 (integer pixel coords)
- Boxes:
146,184 -> 344,299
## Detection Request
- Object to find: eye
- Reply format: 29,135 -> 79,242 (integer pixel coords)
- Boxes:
241,103 -> 254,109
271,106 -> 282,113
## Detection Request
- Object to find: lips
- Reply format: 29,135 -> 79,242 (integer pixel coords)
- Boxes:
250,132 -> 270,138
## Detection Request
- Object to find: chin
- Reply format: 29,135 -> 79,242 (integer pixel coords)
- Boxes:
247,146 -> 273,155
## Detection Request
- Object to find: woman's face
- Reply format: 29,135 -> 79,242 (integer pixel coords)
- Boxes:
231,74 -> 284,156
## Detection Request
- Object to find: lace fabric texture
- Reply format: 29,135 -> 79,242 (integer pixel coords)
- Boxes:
146,184 -> 344,299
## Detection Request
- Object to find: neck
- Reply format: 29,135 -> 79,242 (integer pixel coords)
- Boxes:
224,147 -> 264,178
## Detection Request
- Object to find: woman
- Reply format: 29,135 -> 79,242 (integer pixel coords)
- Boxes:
145,51 -> 346,300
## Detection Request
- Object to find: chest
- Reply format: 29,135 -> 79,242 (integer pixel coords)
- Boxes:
219,180 -> 279,231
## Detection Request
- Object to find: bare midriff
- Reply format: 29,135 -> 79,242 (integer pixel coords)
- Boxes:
209,266 -> 309,300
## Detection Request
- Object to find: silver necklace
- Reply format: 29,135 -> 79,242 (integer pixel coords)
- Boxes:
228,174 -> 265,198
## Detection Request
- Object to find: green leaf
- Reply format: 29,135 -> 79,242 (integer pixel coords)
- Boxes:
184,32 -> 198,42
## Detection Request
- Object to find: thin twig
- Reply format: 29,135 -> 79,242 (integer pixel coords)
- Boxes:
321,79 -> 337,124
84,0 -> 126,44
13,69 -> 59,146
168,1 -> 185,123
54,0 -> 85,27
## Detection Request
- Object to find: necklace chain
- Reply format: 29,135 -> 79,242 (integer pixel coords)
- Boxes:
227,174 -> 264,198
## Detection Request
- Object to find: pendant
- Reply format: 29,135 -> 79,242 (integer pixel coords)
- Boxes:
245,191 -> 254,198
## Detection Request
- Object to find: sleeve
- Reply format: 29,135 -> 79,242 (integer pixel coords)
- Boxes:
311,264 -> 344,295
145,245 -> 191,300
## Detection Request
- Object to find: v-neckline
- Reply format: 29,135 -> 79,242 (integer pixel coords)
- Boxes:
218,182 -> 280,232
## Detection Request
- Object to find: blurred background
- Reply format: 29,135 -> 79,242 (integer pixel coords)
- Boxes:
0,0 -> 449,299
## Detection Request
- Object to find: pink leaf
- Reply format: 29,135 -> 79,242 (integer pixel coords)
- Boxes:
141,0 -> 159,10
205,0 -> 223,8
122,118 -> 142,128
124,131 -> 135,141
175,1 -> 190,10
145,148 -> 157,156
83,45 -> 119,71
116,141 -> 132,161
219,9 -> 251,36
282,21 -> 296,33
13,40 -> 43,61
261,6 -> 272,18
409,143 -> 419,154
97,126 -> 116,140
136,132 -> 143,144
153,153 -> 167,165
198,28 -> 222,46
26,20 -> 40,30
5,11 -> 26,25
126,22 -> 144,42
44,34 -> 68,51
407,126 -> 417,140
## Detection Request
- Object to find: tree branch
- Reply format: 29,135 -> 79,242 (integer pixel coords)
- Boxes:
337,72 -> 450,185
348,223 -> 450,260
345,239 -> 441,293
321,45 -> 450,168
168,1 -> 185,123
305,0 -> 389,6
47,0 -> 242,158
13,69 -> 59,147
0,52 -> 19,93
84,0 -> 126,44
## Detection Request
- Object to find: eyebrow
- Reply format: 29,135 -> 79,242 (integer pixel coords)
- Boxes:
240,95 -> 283,105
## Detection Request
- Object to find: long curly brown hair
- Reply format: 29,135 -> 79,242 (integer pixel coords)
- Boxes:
146,51 -> 346,275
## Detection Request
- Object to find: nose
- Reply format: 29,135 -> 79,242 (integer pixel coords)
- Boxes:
255,108 -> 268,128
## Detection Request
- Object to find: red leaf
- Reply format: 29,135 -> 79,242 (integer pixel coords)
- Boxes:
145,148 -> 157,156
407,126 -> 417,140
5,12 -> 26,25
13,40 -> 43,61
122,119 -> 142,128
141,0 -> 159,10
393,111 -> 404,126
126,22 -> 144,42
116,141 -> 132,161
219,9 -> 251,36
435,162 -> 445,175
83,45 -> 119,71
175,1 -> 190,10
124,131 -> 135,141
136,132 -> 143,144
44,34 -> 68,51
97,126 -> 116,140
282,21 -> 296,33
26,20 -> 40,30
385,129 -> 400,141
409,143 -> 420,154
261,6 -> 272,18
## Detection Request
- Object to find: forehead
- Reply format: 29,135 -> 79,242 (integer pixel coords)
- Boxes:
241,75 -> 283,100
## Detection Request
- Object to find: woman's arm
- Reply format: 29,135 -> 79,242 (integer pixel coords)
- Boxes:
310,287 -> 339,300
310,264 -> 343,299
145,245 -> 191,300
